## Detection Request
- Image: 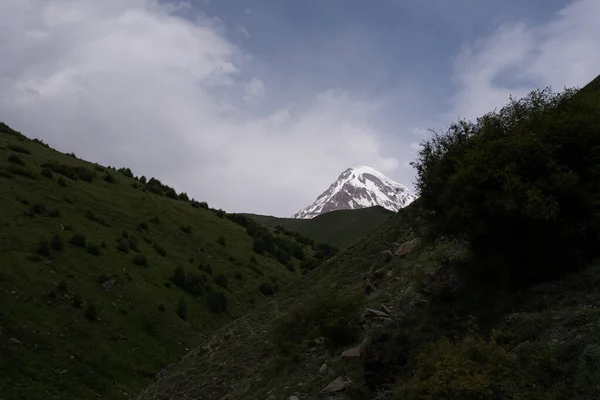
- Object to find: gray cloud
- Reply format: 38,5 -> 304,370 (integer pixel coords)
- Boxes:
0,0 -> 401,216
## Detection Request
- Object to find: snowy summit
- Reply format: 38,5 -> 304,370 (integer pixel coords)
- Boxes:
292,166 -> 416,219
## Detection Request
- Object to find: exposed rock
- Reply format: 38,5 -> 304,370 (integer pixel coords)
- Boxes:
320,376 -> 348,394
8,337 -> 20,344
363,278 -> 377,295
319,363 -> 328,374
289,396 -> 299,400
340,346 -> 361,358
380,304 -> 393,315
102,279 -> 115,292
394,238 -> 420,257
363,308 -> 389,318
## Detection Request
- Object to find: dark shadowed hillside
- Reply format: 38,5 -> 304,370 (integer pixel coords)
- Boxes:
139,74 -> 600,400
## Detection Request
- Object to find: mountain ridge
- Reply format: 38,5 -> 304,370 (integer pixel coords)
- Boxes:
292,165 -> 416,219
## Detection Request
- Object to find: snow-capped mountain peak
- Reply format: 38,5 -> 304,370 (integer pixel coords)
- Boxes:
292,166 -> 416,219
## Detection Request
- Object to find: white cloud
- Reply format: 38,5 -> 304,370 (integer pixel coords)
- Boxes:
448,0 -> 600,123
0,0 -> 397,216
243,78 -> 265,104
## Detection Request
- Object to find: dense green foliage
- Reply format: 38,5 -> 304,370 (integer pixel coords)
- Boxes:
412,86 -> 600,288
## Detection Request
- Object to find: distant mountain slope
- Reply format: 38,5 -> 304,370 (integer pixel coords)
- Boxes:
244,205 -> 394,249
292,165 -> 416,219
0,123 -> 318,400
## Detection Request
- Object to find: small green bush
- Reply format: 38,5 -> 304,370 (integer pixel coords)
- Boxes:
158,303 -> 165,311
86,243 -> 102,256
41,168 -> 53,179
259,283 -> 275,296
178,192 -> 189,201
58,280 -> 68,292
128,238 -> 140,253
176,297 -> 187,320
46,209 -> 60,218
84,302 -> 97,321
153,243 -> 167,257
104,173 -> 117,183
51,234 -> 64,251
72,294 -> 83,308
133,254 -> 148,266
57,177 -> 67,187
180,225 -> 192,234
36,239 -> 50,256
214,274 -> 228,289
166,188 -> 178,199
7,165 -> 36,179
69,234 -> 87,248
31,203 -> 45,215
138,222 -> 149,231
8,154 -> 25,165
207,291 -> 227,313
217,236 -> 226,246
150,216 -> 160,224
7,144 -> 30,154
116,238 -> 129,253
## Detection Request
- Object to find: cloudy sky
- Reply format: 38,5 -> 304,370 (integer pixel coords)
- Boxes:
1,0 -> 599,216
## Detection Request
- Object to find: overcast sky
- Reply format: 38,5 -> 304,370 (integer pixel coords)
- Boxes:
1,0 -> 599,216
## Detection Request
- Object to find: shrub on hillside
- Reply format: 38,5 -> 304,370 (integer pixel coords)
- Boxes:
104,173 -> 117,183
116,238 -> 129,253
6,165 -> 36,179
36,238 -> 50,256
217,236 -> 226,246
253,238 -> 266,254
180,225 -> 192,234
8,154 -> 25,165
57,177 -> 67,187
150,216 -> 160,224
139,175 -> 147,184
272,292 -> 363,352
69,234 -> 87,248
178,192 -> 189,201
31,203 -> 45,215
207,291 -> 227,313
214,274 -> 228,289
177,297 -> 187,320
259,282 -> 275,296
165,188 -> 178,199
7,144 -> 30,154
51,234 -> 64,251
86,243 -> 102,256
153,243 -> 167,257
133,254 -> 147,266
412,86 -> 600,288
84,302 -> 98,322
407,336 -> 535,400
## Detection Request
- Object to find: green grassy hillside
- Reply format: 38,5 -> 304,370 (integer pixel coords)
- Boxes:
139,75 -> 600,400
0,124 -> 320,400
244,205 -> 394,249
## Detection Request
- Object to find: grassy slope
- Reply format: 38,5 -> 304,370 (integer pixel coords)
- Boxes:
139,200 -> 600,400
244,205 -> 394,249
0,130 -> 310,399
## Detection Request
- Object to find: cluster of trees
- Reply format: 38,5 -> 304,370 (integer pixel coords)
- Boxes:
412,85 -> 600,288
